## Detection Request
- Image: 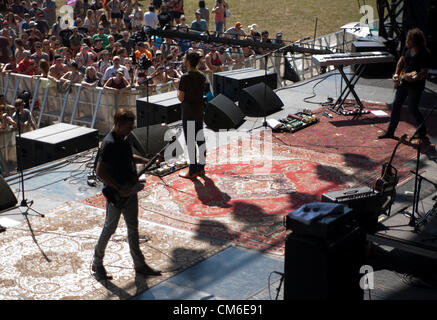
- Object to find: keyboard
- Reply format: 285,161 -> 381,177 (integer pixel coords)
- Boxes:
312,51 -> 395,67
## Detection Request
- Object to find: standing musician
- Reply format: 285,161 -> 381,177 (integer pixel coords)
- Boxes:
92,108 -> 161,280
378,28 -> 431,142
178,50 -> 207,179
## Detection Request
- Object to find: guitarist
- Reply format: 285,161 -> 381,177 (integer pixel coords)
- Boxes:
92,108 -> 161,280
378,28 -> 431,142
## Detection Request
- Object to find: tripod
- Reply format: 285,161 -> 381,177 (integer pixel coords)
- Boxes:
404,104 -> 437,230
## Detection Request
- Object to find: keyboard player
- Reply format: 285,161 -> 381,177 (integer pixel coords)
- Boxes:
378,28 -> 431,142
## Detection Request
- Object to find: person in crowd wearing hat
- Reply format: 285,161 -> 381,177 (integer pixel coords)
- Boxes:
144,5 -> 159,29
273,32 -> 284,45
21,13 -> 32,32
103,67 -> 131,93
247,24 -> 260,39
225,21 -> 246,39
211,0 -> 224,33
134,42 -> 152,63
190,9 -> 207,32
51,16 -> 62,38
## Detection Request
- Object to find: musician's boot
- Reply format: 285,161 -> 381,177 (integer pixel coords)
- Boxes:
378,131 -> 395,139
92,264 -> 113,280
135,264 -> 162,277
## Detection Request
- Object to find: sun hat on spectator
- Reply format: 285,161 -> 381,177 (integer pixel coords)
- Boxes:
248,24 -> 258,32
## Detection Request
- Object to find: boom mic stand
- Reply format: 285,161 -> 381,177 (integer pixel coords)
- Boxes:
250,44 -> 291,132
15,109 -> 44,219
404,104 -> 437,230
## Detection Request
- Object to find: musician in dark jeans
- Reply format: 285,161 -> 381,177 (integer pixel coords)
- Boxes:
178,50 -> 207,179
92,108 -> 161,280
378,28 -> 431,142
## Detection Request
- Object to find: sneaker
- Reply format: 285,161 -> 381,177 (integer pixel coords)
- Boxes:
92,264 -> 113,280
135,265 -> 162,277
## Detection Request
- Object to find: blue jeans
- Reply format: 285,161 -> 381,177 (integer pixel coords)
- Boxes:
182,120 -> 206,175
93,194 -> 147,270
387,86 -> 427,137
215,22 -> 224,33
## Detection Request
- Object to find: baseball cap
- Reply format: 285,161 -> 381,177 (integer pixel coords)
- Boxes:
116,67 -> 124,74
235,22 -> 242,28
156,50 -> 162,55
276,32 -> 283,37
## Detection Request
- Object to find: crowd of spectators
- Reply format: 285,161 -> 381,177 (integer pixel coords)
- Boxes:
0,0 -> 286,130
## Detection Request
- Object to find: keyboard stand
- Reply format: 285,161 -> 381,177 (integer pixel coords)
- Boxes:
329,64 -> 366,115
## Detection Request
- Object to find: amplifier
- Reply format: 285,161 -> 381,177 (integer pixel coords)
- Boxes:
136,91 -> 181,128
322,186 -> 388,230
16,123 -> 99,170
286,204 -> 357,241
213,68 -> 277,101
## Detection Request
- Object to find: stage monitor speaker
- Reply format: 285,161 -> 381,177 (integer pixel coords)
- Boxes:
16,123 -> 99,171
0,175 -> 17,211
205,94 -> 245,130
127,124 -> 184,158
213,68 -> 278,101
238,83 -> 284,117
136,91 -> 181,128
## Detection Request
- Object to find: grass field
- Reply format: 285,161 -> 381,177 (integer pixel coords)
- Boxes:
55,0 -> 378,43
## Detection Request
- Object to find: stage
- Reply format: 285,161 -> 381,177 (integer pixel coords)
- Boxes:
1,69 -> 437,300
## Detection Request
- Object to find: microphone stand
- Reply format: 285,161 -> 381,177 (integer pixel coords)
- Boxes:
250,44 -> 292,132
405,104 -> 437,230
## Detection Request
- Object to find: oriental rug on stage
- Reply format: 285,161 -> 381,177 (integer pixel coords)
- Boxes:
0,202 -> 228,300
81,100 -> 436,257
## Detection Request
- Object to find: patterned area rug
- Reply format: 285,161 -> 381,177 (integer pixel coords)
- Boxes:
0,202 -> 229,300
83,139 -> 367,255
273,100 -> 437,186
81,101 -> 436,256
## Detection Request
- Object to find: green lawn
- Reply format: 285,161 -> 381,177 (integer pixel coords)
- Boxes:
55,0 -> 378,42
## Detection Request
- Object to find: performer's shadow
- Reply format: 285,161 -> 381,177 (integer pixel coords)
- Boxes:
192,176 -> 232,208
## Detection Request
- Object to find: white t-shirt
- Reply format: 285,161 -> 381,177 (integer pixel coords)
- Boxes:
102,65 -> 130,82
144,11 -> 159,29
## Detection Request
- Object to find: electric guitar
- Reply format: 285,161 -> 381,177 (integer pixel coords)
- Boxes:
374,134 -> 408,193
394,71 -> 417,88
102,136 -> 177,209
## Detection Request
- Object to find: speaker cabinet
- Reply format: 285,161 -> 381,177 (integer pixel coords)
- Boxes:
284,229 -> 364,300
16,124 -> 99,171
0,175 -> 18,211
127,124 -> 184,158
205,94 -> 245,130
213,68 -> 278,101
238,83 -> 284,117
136,91 -> 181,128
